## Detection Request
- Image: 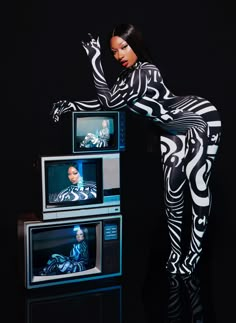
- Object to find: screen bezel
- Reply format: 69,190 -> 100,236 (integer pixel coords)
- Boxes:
24,215 -> 122,289
41,153 -> 121,217
44,157 -> 103,208
72,111 -> 124,154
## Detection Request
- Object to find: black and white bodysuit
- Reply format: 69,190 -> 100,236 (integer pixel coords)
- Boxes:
40,240 -> 89,275
52,39 -> 221,275
50,182 -> 97,203
80,126 -> 110,148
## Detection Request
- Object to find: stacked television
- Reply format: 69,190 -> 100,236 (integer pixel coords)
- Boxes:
19,111 -> 126,289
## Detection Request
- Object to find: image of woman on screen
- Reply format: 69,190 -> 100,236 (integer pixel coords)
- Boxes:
52,164 -> 97,202
50,24 -> 221,277
80,119 -> 110,148
39,227 -> 89,275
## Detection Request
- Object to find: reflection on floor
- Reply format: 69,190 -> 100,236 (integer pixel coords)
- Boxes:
24,284 -> 122,323
142,271 -> 204,323
14,208 -> 233,323
16,250 -> 233,323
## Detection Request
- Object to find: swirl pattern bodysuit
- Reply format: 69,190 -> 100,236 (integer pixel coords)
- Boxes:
52,46 -> 221,275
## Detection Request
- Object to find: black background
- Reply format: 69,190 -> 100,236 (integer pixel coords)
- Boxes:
6,1 -> 236,321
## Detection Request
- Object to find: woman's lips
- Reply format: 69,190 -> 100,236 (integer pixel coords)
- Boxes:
121,60 -> 128,67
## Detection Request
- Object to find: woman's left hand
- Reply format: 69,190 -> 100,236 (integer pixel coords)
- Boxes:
50,100 -> 71,122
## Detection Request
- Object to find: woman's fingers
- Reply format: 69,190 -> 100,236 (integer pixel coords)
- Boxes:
88,33 -> 93,40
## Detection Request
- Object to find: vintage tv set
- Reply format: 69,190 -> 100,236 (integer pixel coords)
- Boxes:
25,285 -> 122,323
40,153 -> 121,220
18,214 -> 122,289
72,111 -> 126,154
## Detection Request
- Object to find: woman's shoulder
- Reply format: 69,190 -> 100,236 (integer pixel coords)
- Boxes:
117,62 -> 160,80
83,181 -> 97,189
139,62 -> 160,72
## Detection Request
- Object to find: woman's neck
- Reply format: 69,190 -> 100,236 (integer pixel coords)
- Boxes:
130,61 -> 141,70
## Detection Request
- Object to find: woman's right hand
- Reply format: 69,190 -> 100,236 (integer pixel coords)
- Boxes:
81,33 -> 101,59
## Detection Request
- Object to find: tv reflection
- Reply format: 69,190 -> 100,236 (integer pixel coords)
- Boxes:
39,226 -> 89,276
24,285 -> 122,323
49,164 -> 97,203
167,273 -> 204,322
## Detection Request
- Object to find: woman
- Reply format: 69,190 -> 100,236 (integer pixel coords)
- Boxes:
54,164 -> 97,202
51,24 -> 221,276
40,227 -> 89,275
80,119 -> 110,148
97,119 -> 110,147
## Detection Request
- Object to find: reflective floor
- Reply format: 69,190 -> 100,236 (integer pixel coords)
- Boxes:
14,243 -> 233,323
12,198 -> 234,323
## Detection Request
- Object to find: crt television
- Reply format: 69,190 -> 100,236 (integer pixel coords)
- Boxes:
72,111 -> 126,154
40,153 -> 121,220
18,214 -> 122,289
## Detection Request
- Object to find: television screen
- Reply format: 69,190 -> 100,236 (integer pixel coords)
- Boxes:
18,214 -> 122,289
72,111 -> 126,154
40,153 -> 121,220
25,285 -> 122,323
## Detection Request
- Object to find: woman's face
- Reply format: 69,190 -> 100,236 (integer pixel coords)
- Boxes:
102,120 -> 108,128
76,229 -> 84,242
68,166 -> 80,184
110,36 -> 138,68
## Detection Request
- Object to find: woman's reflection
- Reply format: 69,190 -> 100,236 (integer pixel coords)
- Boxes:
167,273 -> 204,322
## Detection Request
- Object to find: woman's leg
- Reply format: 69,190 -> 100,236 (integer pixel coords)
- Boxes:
167,274 -> 183,321
41,253 -> 67,275
160,134 -> 187,274
179,126 -> 220,275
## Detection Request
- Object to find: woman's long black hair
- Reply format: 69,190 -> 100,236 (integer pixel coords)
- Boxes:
108,23 -> 154,64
